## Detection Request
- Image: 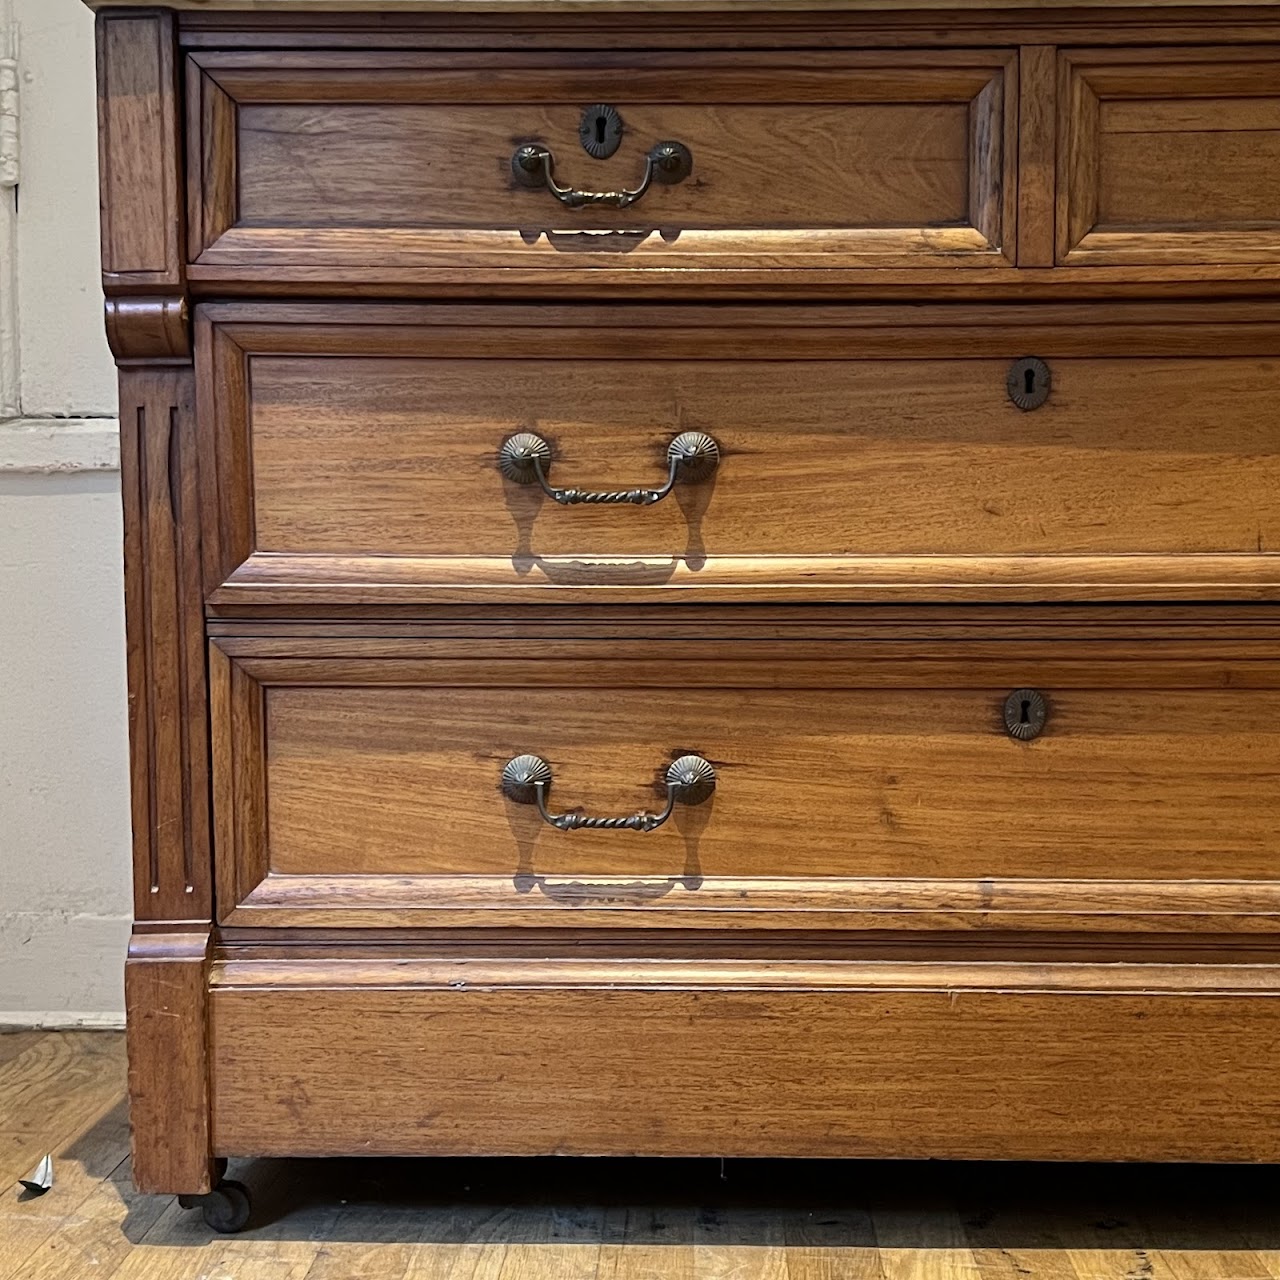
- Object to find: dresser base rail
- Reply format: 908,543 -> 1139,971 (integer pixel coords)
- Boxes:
136,952 -> 1280,1167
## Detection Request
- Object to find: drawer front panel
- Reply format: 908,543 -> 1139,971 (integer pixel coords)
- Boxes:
210,627 -> 1280,932
211,956 -> 1280,1162
1061,48 -> 1280,265
201,304 -> 1280,604
188,51 -> 1015,272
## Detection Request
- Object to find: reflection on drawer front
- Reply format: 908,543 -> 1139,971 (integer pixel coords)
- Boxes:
187,50 -> 1015,274
1061,48 -> 1280,265
210,626 -> 1280,932
200,303 -> 1280,603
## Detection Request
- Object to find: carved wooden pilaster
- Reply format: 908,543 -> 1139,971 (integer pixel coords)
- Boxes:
99,13 -> 207,927
118,360 -> 209,921
100,10 -> 214,1195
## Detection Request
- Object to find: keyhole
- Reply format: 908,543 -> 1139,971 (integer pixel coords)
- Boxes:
1007,357 -> 1051,411
580,104 -> 623,159
1003,688 -> 1047,741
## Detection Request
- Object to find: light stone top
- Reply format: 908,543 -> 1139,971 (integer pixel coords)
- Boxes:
83,0 -> 1280,11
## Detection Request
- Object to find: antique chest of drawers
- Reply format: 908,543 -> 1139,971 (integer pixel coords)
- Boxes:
89,0 -> 1280,1226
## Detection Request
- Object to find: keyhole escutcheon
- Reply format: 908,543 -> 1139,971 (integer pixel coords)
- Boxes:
1003,688 -> 1049,741
1007,357 -> 1052,412
579,104 -> 624,160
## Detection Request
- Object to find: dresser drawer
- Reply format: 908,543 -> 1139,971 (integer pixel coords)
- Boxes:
1061,47 -> 1280,266
200,302 -> 1280,604
209,623 -> 1280,933
187,49 -> 1016,276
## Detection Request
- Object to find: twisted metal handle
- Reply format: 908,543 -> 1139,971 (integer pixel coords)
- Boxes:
499,431 -> 719,506
511,141 -> 693,209
502,754 -> 716,833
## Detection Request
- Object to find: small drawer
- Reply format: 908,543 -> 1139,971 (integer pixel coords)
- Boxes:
1060,47 -> 1280,266
199,302 -> 1280,605
209,622 -> 1280,933
186,49 -> 1016,278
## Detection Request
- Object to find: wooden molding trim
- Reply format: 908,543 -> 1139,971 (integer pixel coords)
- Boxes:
105,297 -> 191,361
212,954 -> 1280,995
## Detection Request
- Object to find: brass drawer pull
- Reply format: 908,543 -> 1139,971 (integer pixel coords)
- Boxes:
511,140 -> 693,209
499,431 -> 719,506
502,754 -> 716,833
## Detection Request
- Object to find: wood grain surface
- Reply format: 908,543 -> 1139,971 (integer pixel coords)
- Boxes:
1060,49 -> 1280,266
208,957 -> 1280,1161
205,628 -> 1280,931
189,50 -> 1013,270
197,302 -> 1280,603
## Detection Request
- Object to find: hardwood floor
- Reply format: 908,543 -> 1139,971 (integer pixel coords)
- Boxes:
4,1029 -> 1280,1279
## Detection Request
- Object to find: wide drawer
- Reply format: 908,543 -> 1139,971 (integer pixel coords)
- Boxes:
200,302 -> 1280,605
186,49 -> 1015,276
209,618 -> 1280,932
210,953 -> 1280,1161
1061,47 -> 1280,266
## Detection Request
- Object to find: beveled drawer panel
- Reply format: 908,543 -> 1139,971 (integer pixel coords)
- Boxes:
1060,47 -> 1280,265
210,623 -> 1280,932
200,302 -> 1280,604
187,49 -> 1016,275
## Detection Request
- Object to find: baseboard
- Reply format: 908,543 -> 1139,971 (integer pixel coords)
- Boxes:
0,418 -> 120,473
0,1011 -> 125,1030
0,913 -> 130,1024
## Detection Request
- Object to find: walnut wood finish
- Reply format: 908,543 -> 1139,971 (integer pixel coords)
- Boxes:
92,0 -> 1280,1192
165,21 -> 1280,298
118,364 -> 208,921
125,931 -> 215,1194
1060,48 -> 1280,266
189,50 -> 1016,274
209,954 -> 1280,1162
96,11 -> 184,295
200,301 -> 1280,604
208,630 -> 1280,932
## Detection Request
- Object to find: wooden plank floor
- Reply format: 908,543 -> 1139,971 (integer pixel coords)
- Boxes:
5,1031 -> 1280,1279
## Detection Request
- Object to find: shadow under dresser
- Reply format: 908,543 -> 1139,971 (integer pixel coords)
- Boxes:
87,0 -> 1280,1229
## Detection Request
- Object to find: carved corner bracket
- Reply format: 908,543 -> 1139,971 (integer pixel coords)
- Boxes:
106,296 -> 191,362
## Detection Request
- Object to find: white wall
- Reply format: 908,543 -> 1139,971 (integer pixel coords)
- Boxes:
0,0 -> 130,1026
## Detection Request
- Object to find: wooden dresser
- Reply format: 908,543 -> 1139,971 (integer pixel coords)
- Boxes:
90,0 -> 1280,1230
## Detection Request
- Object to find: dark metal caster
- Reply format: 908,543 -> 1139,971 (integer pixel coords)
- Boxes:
178,1178 -> 252,1234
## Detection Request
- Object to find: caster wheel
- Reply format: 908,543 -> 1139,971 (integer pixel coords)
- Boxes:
178,1179 -> 252,1234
